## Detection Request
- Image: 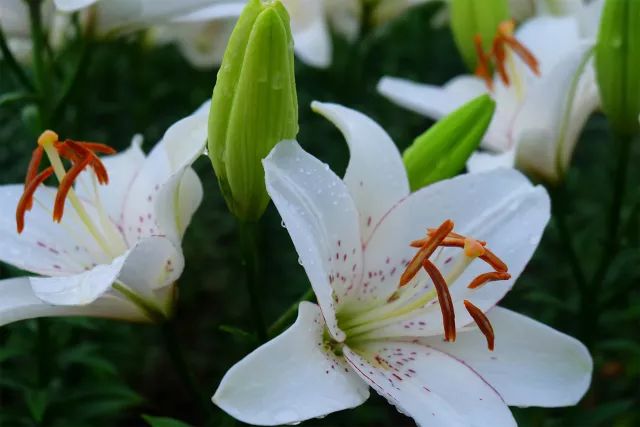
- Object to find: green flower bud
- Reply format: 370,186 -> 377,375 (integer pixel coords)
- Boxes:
208,0 -> 298,221
595,0 -> 640,135
403,95 -> 496,191
450,0 -> 510,71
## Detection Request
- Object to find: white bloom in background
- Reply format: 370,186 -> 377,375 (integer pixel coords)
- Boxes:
378,11 -> 601,183
371,0 -> 594,27
0,0 -> 67,63
160,0 -> 361,69
213,102 -> 592,425
0,103 -> 209,326
53,0 -> 360,69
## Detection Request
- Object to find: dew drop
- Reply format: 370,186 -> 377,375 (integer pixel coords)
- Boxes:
281,220 -> 286,228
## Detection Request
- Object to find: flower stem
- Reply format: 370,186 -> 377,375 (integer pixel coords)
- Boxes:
26,0 -> 51,125
0,25 -> 34,91
160,321 -> 213,426
550,185 -> 588,295
585,132 -> 633,345
268,288 -> 315,338
237,221 -> 267,342
36,318 -> 50,387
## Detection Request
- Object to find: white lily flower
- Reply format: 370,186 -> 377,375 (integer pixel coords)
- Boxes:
53,0 -> 359,69
213,102 -> 592,426
371,0 -> 592,27
378,12 -> 600,183
152,0 -> 361,69
0,102 -> 209,326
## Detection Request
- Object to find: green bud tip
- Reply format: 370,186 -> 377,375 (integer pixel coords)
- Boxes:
595,0 -> 640,135
403,94 -> 496,191
208,0 -> 299,221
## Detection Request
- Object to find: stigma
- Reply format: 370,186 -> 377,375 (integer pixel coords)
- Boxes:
399,220 -> 511,350
473,19 -> 540,90
16,130 -> 116,233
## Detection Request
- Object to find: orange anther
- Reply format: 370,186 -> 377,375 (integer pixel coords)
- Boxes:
467,271 -> 511,289
464,238 -> 486,258
53,154 -> 91,223
16,166 -> 54,233
463,300 -> 494,351
400,220 -> 454,287
473,34 -> 493,90
24,146 -> 44,211
423,259 -> 456,342
480,249 -> 508,272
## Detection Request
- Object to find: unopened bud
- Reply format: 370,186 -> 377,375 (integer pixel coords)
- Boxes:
208,0 -> 298,221
403,95 -> 496,191
451,0 -> 511,71
595,0 -> 640,135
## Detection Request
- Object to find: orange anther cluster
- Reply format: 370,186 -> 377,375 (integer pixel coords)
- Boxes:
473,19 -> 540,90
16,131 -> 116,233
399,219 -> 511,350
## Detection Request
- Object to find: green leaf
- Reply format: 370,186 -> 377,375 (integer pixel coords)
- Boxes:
24,389 -> 49,423
142,415 -> 194,427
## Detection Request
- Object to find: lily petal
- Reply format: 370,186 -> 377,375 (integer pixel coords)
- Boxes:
30,249 -> 129,305
359,169 -> 549,317
53,0 -> 98,12
263,140 -> 363,341
117,235 -> 184,297
312,101 -> 410,241
343,341 -> 515,427
514,45 -> 597,182
122,104 -> 207,246
285,0 -> 332,68
421,306 -> 593,407
75,136 -> 146,227
515,16 -> 581,76
377,75 -> 486,119
0,185 -> 108,276
213,302 -> 369,425
466,149 -> 516,174
0,277 -> 146,326
30,235 -> 182,306
173,2 -> 245,22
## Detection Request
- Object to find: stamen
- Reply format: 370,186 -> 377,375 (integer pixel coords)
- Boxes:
481,249 -> 508,272
473,19 -> 540,90
423,259 -> 456,342
463,300 -> 494,351
467,271 -> 511,289
399,219 -> 454,287
473,34 -> 493,90
64,140 -> 110,185
24,146 -> 44,210
53,154 -> 91,223
497,20 -> 540,76
16,167 -> 54,233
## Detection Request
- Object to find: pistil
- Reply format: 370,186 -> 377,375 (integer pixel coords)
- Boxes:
16,130 -> 121,258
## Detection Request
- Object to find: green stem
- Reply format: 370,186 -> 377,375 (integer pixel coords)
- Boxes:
36,318 -> 50,387
550,186 -> 588,295
0,25 -> 34,90
26,0 -> 51,126
160,321 -> 213,426
585,132 -> 633,345
268,288 -> 315,338
237,221 -> 267,342
592,133 -> 632,288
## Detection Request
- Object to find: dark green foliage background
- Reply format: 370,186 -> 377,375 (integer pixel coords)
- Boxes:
1,3 -> 639,426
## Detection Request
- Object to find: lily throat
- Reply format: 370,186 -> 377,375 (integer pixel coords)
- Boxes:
336,219 -> 511,352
